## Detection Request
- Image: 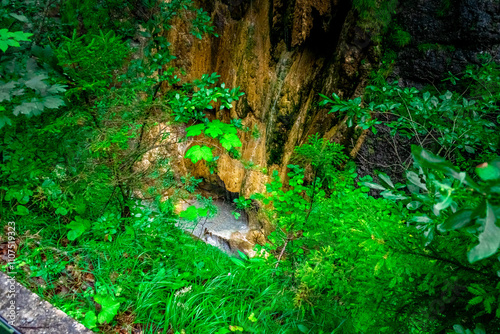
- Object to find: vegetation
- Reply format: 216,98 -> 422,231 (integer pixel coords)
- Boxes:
1,1 -> 499,334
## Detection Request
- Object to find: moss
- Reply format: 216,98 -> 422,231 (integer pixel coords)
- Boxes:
353,0 -> 398,36
418,43 -> 456,53
437,0 -> 455,17
267,105 -> 300,165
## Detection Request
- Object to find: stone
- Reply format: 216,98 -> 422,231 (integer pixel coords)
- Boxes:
0,271 -> 92,334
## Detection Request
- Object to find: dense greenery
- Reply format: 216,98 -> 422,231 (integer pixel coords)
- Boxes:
1,1 -> 499,334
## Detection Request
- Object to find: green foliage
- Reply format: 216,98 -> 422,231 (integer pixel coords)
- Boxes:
55,29 -> 130,98
93,293 -> 122,324
418,43 -> 456,53
389,25 -> 411,48
365,146 -> 500,263
234,196 -> 251,210
185,145 -> 213,164
322,61 -> 500,170
353,0 -> 398,39
179,205 -> 209,221
66,216 -> 91,241
0,29 -> 32,52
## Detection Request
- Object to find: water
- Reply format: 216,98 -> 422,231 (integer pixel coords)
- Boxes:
177,199 -> 250,255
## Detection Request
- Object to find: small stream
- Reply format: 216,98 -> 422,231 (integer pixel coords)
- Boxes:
177,200 -> 250,255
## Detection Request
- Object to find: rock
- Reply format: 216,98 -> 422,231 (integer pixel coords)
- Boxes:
0,272 -> 92,334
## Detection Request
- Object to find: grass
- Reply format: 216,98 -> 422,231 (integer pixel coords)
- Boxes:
0,203 -> 310,333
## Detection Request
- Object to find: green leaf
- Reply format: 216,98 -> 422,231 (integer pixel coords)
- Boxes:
25,74 -> 49,93
13,99 -> 45,116
11,31 -> 32,41
411,145 -> 479,190
125,226 -> 135,238
468,203 -> 500,263
220,133 -> 241,150
475,159 -> 500,181
468,296 -> 483,305
180,205 -> 198,221
438,209 -> 473,231
360,181 -> 386,191
9,13 -> 29,23
43,96 -> 65,109
185,145 -> 213,163
46,84 -> 67,94
229,257 -> 247,268
15,205 -> 29,216
66,217 -> 90,241
55,207 -> 68,216
406,171 -> 427,191
381,190 -> 407,201
0,41 -> 7,52
82,311 -> 97,329
298,324 -> 309,333
205,120 -> 225,138
186,123 -> 206,137
378,173 -> 394,189
410,215 -> 432,223
406,201 -> 422,210
0,114 -> 12,129
433,195 -> 452,215
197,207 -> 209,217
94,294 -> 121,324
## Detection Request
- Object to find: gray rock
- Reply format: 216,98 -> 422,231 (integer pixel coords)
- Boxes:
0,272 -> 92,334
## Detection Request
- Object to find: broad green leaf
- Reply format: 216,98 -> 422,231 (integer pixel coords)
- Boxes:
46,84 -> 67,94
378,173 -> 394,189
229,257 -> 246,268
439,209 -> 474,231
11,31 -> 32,41
15,205 -> 29,216
298,324 -> 309,333
360,181 -> 386,191
9,13 -> 29,23
82,311 -> 97,329
180,205 -> 198,221
185,145 -> 213,163
55,206 -> 68,216
94,294 -> 121,324
186,123 -> 206,137
197,207 -> 209,217
0,40 -> 8,52
237,250 -> 248,260
0,114 -> 12,129
410,215 -> 432,223
67,217 -> 90,241
475,160 -> 500,181
220,133 -> 241,150
205,120 -> 225,138
433,195 -> 452,215
13,99 -> 44,116
25,74 -> 49,93
406,171 -> 427,191
406,201 -> 422,210
411,145 -> 479,190
381,190 -> 407,201
468,203 -> 500,263
43,96 -> 65,109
